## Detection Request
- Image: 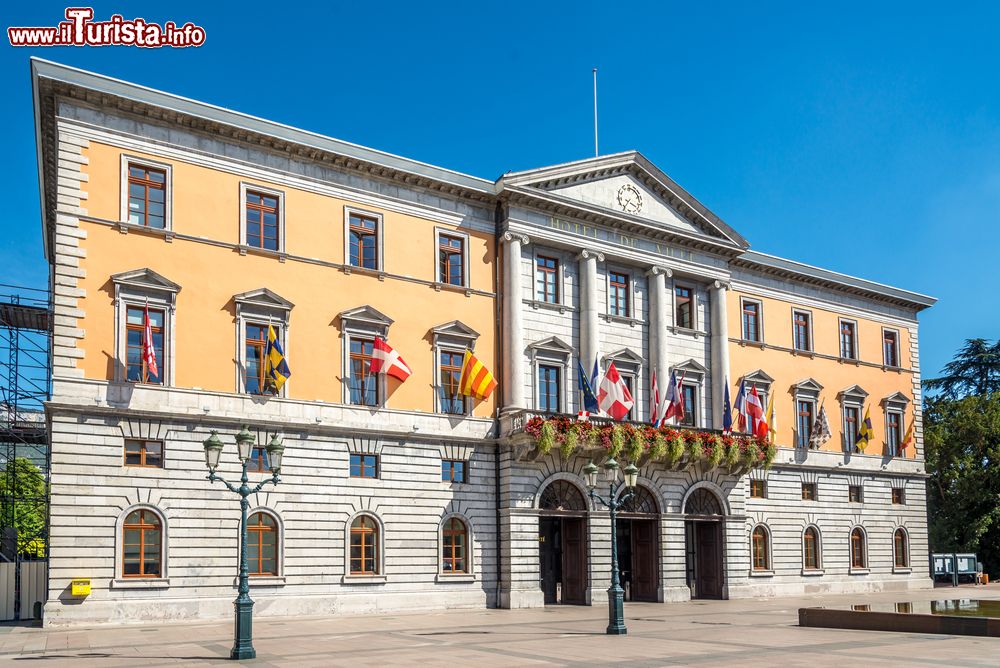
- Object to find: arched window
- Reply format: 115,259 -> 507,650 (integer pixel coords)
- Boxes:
751,525 -> 770,571
893,528 -> 909,568
619,485 -> 660,515
684,488 -> 724,516
803,526 -> 820,570
441,517 -> 468,573
539,480 -> 587,512
247,512 -> 278,576
350,515 -> 379,575
850,527 -> 867,568
122,509 -> 162,578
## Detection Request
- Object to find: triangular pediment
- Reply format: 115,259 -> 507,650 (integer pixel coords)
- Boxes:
881,391 -> 910,407
431,320 -> 480,341
111,268 -> 181,293
500,152 -> 748,249
604,348 -> 645,367
671,358 -> 708,376
792,378 -> 824,393
742,369 -> 775,385
339,304 -> 393,328
838,384 -> 869,402
529,336 -> 576,356
233,287 -> 294,311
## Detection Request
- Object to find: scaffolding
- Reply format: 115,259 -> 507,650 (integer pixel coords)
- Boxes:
0,284 -> 51,621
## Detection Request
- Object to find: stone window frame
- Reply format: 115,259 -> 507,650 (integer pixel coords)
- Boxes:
838,317 -> 860,361
605,348 -> 645,422
606,267 -> 633,318
740,297 -> 764,343
343,511 -> 387,584
672,279 -> 698,331
791,308 -> 814,353
892,526 -> 911,573
531,337 -> 575,415
849,526 -> 869,573
111,503 -> 170,589
838,385 -> 869,453
881,392 -> 910,458
533,251 -> 565,305
233,289 -> 294,398
671,358 -> 707,428
749,523 -> 773,576
434,227 -> 471,290
436,512 -> 476,582
123,438 -> 164,469
238,181 -> 286,255
802,525 -> 824,575
119,153 -> 174,234
112,269 -> 181,387
343,205 -> 385,273
791,378 -> 822,449
240,507 -> 286,586
882,327 -> 901,368
742,370 -> 774,423
339,305 -> 393,408
431,321 -> 479,417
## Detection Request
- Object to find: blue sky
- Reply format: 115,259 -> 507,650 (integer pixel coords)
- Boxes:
2,2 -> 998,378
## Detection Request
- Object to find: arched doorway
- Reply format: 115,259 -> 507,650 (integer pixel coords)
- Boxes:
538,480 -> 588,605
683,487 -> 725,599
616,485 -> 660,602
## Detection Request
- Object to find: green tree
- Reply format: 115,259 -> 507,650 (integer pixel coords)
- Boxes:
924,338 -> 1000,399
0,457 -> 48,559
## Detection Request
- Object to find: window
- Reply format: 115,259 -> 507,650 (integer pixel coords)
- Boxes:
348,212 -> 379,270
124,439 -> 162,468
536,256 -> 559,303
439,350 -> 466,415
892,487 -> 906,505
127,164 -> 166,228
246,512 -> 278,576
438,233 -> 465,286
609,271 -> 630,317
441,459 -> 466,483
751,525 -> 770,570
349,453 -> 378,479
749,479 -> 766,499
886,411 -> 902,457
247,446 -> 270,473
680,384 -> 697,427
349,515 -> 379,575
349,338 -> 379,406
244,322 -> 280,395
883,329 -> 899,367
122,509 -> 162,578
840,320 -> 857,360
126,306 -> 164,384
441,517 -> 468,573
801,483 -> 817,501
893,529 -> 909,568
621,374 -> 635,421
803,527 -> 820,570
244,190 -> 280,251
796,400 -> 815,448
741,299 -> 761,342
675,285 -> 693,329
538,364 -> 561,413
793,310 -> 812,352
849,485 -> 863,503
850,528 -> 867,569
843,406 -> 860,451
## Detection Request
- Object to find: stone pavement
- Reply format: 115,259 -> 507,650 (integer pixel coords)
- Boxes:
1,586 -> 999,667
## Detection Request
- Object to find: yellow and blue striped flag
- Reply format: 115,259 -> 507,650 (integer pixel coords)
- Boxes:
264,324 -> 291,394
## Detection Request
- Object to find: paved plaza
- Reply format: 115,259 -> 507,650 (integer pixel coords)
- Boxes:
1,586 -> 998,667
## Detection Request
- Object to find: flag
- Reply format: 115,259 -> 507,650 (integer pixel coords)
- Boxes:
141,303 -> 159,381
577,358 -> 599,414
722,380 -> 733,433
746,385 -> 766,439
264,324 -> 291,393
855,405 -> 874,452
370,336 -> 412,381
809,402 -> 831,449
458,349 -> 497,400
651,370 -> 661,427
597,362 -> 634,421
662,371 -> 685,423
733,380 -> 748,432
901,418 -> 914,451
764,390 -> 776,443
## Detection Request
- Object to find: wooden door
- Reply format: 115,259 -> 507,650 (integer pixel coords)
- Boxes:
630,520 -> 659,601
539,518 -> 559,604
694,522 -> 722,599
561,518 -> 587,604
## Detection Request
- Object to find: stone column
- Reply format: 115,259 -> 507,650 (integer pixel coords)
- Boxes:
501,232 -> 529,412
709,280 -> 731,429
577,250 -> 604,373
645,266 -> 672,417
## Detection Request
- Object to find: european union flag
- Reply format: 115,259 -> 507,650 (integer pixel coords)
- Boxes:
578,358 -> 599,413
722,381 -> 733,433
264,324 -> 291,393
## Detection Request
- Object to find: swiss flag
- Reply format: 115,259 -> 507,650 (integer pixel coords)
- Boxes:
746,385 -> 766,439
142,303 -> 159,380
370,336 -> 412,381
597,362 -> 634,421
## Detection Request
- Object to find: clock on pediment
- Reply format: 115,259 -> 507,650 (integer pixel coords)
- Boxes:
616,184 -> 643,214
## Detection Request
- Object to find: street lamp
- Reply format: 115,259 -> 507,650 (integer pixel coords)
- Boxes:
203,426 -> 285,660
584,458 -> 639,635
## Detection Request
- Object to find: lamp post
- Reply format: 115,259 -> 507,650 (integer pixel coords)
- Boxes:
203,426 -> 285,660
583,457 -> 639,636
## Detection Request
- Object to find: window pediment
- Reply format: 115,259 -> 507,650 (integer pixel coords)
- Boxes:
234,288 -> 294,312
671,358 -> 707,378
742,369 -> 774,386
112,268 -> 181,308
339,305 -> 394,334
838,384 -> 869,403
431,320 -> 480,346
881,391 -> 910,410
792,378 -> 824,394
605,348 -> 645,367
530,336 -> 575,360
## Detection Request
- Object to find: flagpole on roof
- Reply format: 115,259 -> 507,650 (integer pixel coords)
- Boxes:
592,68 -> 599,157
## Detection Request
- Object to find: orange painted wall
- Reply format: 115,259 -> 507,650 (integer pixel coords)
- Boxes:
728,290 -> 915,457
76,141 -> 497,417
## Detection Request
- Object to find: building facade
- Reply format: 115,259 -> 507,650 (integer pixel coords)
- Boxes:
32,59 -> 935,626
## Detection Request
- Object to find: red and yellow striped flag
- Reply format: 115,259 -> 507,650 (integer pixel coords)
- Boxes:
458,349 -> 497,400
